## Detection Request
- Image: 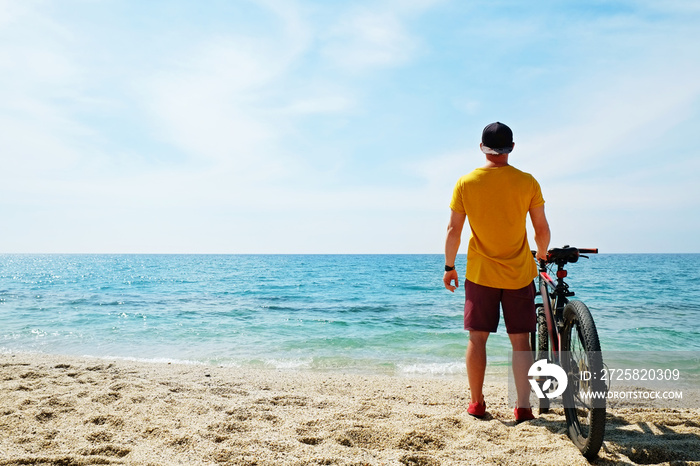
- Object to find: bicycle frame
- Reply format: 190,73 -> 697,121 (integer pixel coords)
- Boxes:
536,247 -> 597,359
537,262 -> 573,358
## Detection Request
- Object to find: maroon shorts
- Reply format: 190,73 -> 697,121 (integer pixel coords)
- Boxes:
464,279 -> 536,334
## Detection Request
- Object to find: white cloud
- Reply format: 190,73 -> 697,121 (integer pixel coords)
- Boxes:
276,94 -> 355,115
133,7 -> 313,186
0,2 -> 98,194
519,49 -> 700,181
323,9 -> 416,71
134,0 -> 443,194
319,0 -> 442,72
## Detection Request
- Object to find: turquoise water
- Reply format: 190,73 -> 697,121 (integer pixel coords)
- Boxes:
1,254 -> 699,376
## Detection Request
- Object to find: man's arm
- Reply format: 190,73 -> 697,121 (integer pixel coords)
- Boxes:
444,209 -> 467,292
529,204 -> 551,261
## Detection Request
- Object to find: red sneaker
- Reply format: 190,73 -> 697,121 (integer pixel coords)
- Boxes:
514,407 -> 535,423
468,400 -> 486,418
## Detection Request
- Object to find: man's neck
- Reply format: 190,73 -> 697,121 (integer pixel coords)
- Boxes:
483,155 -> 510,168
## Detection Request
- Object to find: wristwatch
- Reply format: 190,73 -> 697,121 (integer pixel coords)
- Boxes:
444,265 -> 455,272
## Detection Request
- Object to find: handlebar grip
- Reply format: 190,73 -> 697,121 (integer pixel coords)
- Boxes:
578,248 -> 598,254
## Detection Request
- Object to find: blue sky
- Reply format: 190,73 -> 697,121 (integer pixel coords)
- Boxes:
2,0 -> 699,253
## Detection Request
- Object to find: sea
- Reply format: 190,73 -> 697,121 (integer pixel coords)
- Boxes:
1,254 -> 699,378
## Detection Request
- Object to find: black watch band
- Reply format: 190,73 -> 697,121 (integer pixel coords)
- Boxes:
445,265 -> 455,272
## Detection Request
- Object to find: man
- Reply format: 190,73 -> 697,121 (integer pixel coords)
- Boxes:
443,122 -> 550,422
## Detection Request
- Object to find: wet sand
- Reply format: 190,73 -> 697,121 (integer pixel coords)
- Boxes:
1,353 -> 698,465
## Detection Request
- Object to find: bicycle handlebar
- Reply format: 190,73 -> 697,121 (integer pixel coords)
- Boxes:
531,246 -> 598,266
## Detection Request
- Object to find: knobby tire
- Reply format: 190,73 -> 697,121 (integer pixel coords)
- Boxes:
561,300 -> 606,459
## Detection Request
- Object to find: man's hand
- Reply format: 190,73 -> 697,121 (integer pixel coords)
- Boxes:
443,269 -> 459,292
535,249 -> 548,262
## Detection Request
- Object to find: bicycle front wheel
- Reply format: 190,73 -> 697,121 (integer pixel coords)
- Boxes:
561,300 -> 606,459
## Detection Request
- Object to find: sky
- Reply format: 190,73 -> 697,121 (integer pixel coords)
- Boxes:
1,0 -> 699,254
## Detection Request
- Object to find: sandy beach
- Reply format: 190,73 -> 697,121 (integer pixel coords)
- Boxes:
1,353 -> 698,465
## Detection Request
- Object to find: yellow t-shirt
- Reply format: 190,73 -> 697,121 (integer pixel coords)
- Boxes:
449,165 -> 544,289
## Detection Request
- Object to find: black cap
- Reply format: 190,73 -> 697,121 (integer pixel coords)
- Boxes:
481,122 -> 514,154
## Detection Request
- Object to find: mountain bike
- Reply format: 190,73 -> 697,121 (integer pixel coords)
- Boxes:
530,246 -> 606,459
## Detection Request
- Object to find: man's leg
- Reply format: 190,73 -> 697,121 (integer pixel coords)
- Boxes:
466,330 -> 490,404
509,332 -> 534,408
